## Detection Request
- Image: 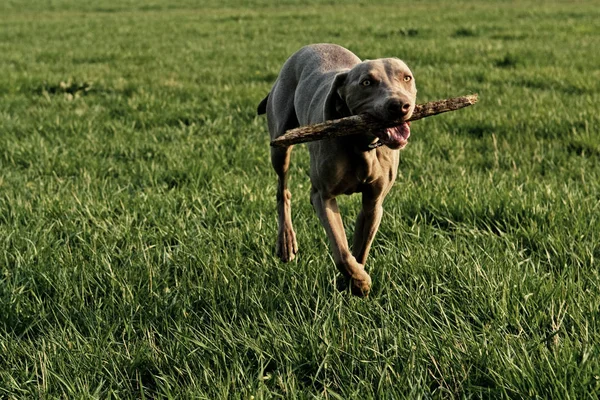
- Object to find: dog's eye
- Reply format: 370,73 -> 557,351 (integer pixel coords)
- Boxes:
361,79 -> 372,87
403,75 -> 412,82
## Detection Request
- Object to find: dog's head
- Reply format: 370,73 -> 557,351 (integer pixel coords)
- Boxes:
325,58 -> 417,149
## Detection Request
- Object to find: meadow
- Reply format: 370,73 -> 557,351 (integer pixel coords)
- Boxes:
1,0 -> 599,397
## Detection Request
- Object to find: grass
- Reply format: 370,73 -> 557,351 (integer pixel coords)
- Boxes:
1,0 -> 599,398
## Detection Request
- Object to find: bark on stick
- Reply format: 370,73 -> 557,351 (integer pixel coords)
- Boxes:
270,93 -> 478,147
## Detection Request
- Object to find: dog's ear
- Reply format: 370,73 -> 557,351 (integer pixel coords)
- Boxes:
324,71 -> 350,121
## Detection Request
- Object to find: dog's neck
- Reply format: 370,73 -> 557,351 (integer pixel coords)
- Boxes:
337,109 -> 382,152
349,133 -> 382,153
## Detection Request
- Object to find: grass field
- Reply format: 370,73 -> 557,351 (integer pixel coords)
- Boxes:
1,0 -> 599,398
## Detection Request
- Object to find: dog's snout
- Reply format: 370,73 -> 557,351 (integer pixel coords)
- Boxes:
386,98 -> 411,119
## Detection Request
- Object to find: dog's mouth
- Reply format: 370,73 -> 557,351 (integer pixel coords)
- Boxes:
374,121 -> 411,150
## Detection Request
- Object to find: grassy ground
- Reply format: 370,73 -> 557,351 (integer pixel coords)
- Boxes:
1,0 -> 599,398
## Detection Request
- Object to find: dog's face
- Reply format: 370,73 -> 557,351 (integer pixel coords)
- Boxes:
342,58 -> 417,120
325,58 -> 417,149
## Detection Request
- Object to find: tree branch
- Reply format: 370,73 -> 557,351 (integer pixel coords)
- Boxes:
270,94 -> 478,147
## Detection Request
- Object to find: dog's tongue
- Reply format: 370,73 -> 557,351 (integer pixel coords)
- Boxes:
376,121 -> 411,149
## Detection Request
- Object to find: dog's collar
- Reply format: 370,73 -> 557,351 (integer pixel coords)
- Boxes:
366,140 -> 383,151
352,135 -> 383,153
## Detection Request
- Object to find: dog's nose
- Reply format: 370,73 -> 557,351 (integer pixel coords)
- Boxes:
386,99 -> 411,119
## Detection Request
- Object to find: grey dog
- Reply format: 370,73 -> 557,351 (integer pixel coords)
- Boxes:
258,43 -> 417,296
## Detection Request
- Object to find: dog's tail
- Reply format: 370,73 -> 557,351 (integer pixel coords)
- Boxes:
257,93 -> 269,115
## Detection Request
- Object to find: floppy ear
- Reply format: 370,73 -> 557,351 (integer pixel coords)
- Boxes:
323,72 -> 350,121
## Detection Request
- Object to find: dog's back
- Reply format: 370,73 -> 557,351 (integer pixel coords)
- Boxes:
258,44 -> 361,132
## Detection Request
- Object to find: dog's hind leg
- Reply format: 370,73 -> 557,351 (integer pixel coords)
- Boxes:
271,144 -> 298,262
267,85 -> 300,262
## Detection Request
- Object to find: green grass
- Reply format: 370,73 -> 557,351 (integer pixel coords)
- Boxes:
1,0 -> 599,398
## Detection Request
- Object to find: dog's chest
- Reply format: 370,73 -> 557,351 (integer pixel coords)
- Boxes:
310,143 -> 398,196
353,155 -> 378,185
338,151 -> 396,195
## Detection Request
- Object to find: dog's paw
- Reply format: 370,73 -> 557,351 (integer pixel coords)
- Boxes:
276,226 -> 298,262
350,272 -> 372,297
335,275 -> 350,292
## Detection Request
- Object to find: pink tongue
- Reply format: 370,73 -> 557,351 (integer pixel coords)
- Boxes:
379,122 -> 411,149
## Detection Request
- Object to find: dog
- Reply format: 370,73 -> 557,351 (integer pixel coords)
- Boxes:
257,44 -> 417,296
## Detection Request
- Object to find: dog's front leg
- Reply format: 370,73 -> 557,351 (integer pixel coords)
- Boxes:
352,189 -> 384,265
311,189 -> 372,296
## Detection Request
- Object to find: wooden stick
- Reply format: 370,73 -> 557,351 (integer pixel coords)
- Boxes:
270,93 -> 478,147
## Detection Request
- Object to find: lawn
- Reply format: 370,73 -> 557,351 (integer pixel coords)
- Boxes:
1,0 -> 599,398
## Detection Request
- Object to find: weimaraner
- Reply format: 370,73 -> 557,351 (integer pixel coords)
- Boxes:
257,43 -> 417,296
